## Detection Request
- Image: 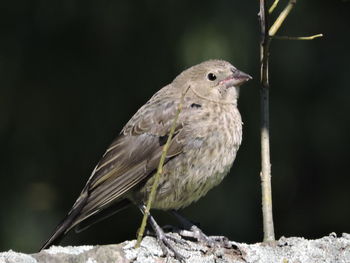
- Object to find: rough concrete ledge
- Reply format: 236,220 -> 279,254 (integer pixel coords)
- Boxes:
1,233 -> 350,263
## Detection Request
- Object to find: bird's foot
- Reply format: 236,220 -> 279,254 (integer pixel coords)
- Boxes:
144,216 -> 187,261
177,225 -> 232,248
164,233 -> 189,247
138,205 -> 187,261
157,231 -> 187,261
170,210 -> 233,248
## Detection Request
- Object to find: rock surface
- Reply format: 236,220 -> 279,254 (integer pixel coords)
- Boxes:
1,233 -> 350,263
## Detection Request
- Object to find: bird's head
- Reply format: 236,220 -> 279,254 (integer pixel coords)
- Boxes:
173,60 -> 251,104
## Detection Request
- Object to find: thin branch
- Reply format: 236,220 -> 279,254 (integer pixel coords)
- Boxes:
259,0 -> 275,242
269,0 -> 296,37
258,0 -> 323,244
269,0 -> 280,14
135,86 -> 190,248
274,33 -> 323,40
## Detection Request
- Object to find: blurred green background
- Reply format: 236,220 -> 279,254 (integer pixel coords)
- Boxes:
1,0 -> 350,253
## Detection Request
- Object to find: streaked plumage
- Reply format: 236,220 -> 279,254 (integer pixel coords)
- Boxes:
41,59 -> 251,250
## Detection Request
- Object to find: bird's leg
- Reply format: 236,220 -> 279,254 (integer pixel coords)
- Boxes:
171,210 -> 232,248
138,205 -> 186,261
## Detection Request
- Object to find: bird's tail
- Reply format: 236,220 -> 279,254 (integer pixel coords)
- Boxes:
40,192 -> 88,251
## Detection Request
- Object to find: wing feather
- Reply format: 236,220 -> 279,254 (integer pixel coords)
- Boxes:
72,90 -> 188,225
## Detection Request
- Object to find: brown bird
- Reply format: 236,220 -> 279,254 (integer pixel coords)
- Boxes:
40,59 -> 251,259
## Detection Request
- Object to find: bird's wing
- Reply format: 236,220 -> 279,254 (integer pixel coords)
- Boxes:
74,89 -> 190,225
40,89 -> 191,250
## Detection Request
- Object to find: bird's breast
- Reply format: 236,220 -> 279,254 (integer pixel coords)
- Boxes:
149,103 -> 243,210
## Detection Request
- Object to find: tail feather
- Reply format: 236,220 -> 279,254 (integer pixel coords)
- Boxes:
75,198 -> 131,233
40,192 -> 131,251
40,192 -> 88,251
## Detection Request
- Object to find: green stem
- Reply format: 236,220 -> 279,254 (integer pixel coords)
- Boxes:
135,86 -> 190,248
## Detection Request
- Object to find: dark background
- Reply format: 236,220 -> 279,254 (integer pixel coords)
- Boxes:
1,0 -> 349,253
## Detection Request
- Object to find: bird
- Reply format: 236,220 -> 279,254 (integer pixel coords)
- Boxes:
40,59 -> 251,259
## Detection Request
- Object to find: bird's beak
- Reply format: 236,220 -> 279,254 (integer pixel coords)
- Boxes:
231,69 -> 252,86
219,69 -> 252,88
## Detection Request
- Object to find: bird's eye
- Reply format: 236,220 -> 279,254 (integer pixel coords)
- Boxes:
207,73 -> 217,81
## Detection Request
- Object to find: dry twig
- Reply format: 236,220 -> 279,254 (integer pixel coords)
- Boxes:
258,0 -> 322,242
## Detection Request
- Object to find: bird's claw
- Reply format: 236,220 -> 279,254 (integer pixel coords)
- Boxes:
142,209 -> 188,262
165,233 -> 189,247
177,225 -> 232,248
156,231 -> 187,262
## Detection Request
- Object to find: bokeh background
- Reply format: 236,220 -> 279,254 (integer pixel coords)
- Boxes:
1,0 -> 350,253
